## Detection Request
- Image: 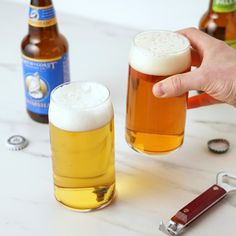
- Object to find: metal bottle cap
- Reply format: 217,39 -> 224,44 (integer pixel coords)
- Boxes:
208,139 -> 230,154
6,135 -> 29,151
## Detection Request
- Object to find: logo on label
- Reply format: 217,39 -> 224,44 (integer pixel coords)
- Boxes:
22,54 -> 70,115
26,72 -> 47,99
30,9 -> 39,20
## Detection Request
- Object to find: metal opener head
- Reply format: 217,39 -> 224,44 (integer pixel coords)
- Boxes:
217,172 -> 236,193
159,220 -> 184,236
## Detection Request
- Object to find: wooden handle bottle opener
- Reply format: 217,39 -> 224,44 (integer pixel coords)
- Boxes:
159,172 -> 236,235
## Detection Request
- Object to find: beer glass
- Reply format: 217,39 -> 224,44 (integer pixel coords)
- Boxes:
126,31 -> 191,155
49,81 -> 115,211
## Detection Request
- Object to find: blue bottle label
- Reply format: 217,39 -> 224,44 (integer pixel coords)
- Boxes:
29,5 -> 57,27
22,54 -> 70,115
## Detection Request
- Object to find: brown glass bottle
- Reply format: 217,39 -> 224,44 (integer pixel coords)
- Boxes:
21,0 -> 70,123
199,0 -> 236,48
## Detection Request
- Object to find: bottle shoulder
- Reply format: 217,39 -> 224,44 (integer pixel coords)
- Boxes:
200,11 -> 236,27
21,32 -> 68,59
199,11 -> 210,26
199,11 -> 236,38
199,12 -> 236,29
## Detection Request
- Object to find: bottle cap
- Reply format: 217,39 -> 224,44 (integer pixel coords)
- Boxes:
207,139 -> 230,154
6,135 -> 29,151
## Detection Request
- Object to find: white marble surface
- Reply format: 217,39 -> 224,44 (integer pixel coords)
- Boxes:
1,1 -> 236,236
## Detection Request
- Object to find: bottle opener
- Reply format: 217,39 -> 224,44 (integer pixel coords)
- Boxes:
159,172 -> 236,236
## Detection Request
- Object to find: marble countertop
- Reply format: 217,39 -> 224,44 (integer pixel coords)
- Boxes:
1,1 -> 236,236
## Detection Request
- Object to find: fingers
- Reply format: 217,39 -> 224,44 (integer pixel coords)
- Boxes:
177,27 -> 219,56
153,69 -> 202,97
187,93 -> 222,109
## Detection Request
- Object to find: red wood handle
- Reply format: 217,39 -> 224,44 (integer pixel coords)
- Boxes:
171,184 -> 227,225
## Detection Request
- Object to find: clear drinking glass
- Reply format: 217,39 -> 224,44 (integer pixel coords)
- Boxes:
49,81 -> 115,211
125,31 -> 191,155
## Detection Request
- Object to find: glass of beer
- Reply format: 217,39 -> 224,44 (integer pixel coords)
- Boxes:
126,31 -> 191,155
49,81 -> 115,211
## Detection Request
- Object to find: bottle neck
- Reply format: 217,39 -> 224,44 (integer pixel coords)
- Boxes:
28,0 -> 59,36
209,0 -> 213,10
31,0 -> 53,7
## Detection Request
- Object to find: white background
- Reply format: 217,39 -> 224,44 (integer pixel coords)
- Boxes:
10,0 -> 209,30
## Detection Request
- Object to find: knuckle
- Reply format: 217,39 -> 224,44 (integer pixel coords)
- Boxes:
170,76 -> 182,92
198,68 -> 211,90
223,83 -> 236,106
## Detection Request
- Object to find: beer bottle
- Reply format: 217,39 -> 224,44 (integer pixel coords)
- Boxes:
21,0 -> 70,123
199,0 -> 236,49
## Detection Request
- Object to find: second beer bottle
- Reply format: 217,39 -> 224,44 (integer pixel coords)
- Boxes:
21,0 -> 70,123
199,0 -> 236,49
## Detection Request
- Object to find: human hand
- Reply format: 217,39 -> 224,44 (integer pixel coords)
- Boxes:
152,27 -> 236,108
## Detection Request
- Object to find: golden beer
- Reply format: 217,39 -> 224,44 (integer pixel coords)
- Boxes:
126,31 -> 191,154
49,82 -> 115,211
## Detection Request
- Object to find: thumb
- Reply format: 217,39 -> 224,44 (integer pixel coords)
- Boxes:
152,70 -> 202,97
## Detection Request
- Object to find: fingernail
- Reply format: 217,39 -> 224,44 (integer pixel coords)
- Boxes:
153,83 -> 165,97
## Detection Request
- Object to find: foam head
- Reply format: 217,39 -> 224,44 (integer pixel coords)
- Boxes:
49,82 -> 113,132
129,31 -> 191,76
